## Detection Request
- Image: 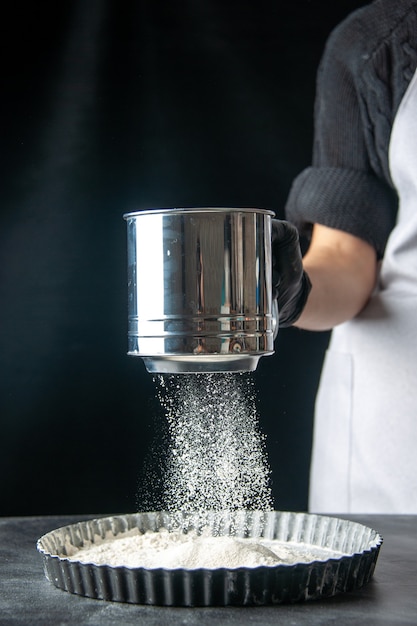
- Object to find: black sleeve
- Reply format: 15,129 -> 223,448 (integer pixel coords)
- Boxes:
285,7 -> 398,259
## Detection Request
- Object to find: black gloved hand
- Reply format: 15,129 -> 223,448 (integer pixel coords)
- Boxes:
271,219 -> 312,328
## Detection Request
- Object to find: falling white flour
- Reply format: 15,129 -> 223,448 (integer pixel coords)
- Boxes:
153,373 -> 273,512
64,374 -> 349,571
68,528 -> 346,569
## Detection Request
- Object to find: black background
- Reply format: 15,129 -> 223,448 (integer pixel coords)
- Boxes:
0,0 -> 368,516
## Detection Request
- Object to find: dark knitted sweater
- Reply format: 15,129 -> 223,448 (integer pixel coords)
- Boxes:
285,0 -> 417,258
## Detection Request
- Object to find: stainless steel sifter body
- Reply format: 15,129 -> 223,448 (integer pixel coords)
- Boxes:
124,207 -> 277,373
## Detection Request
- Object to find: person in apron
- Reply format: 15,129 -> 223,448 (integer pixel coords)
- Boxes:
273,0 -> 417,513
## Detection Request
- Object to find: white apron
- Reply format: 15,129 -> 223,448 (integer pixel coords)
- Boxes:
309,68 -> 417,514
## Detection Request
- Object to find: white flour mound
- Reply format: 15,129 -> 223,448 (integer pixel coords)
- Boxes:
68,529 -> 344,569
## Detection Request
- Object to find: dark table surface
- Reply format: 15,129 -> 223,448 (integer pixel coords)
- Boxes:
1,513 -> 416,625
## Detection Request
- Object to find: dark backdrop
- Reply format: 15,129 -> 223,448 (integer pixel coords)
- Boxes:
0,0 -> 368,516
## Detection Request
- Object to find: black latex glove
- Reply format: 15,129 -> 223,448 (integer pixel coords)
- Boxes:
271,219 -> 312,328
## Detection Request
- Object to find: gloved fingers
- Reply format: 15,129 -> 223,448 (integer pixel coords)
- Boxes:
271,220 -> 303,289
271,219 -> 300,248
270,219 -> 312,326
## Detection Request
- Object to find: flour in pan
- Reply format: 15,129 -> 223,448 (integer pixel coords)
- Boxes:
68,528 -> 346,569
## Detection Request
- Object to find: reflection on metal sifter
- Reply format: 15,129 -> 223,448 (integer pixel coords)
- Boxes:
123,207 -> 278,373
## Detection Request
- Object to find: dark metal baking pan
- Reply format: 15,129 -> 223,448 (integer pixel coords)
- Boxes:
37,510 -> 382,607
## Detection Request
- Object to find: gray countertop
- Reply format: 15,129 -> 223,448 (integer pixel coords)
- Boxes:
1,513 -> 416,625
